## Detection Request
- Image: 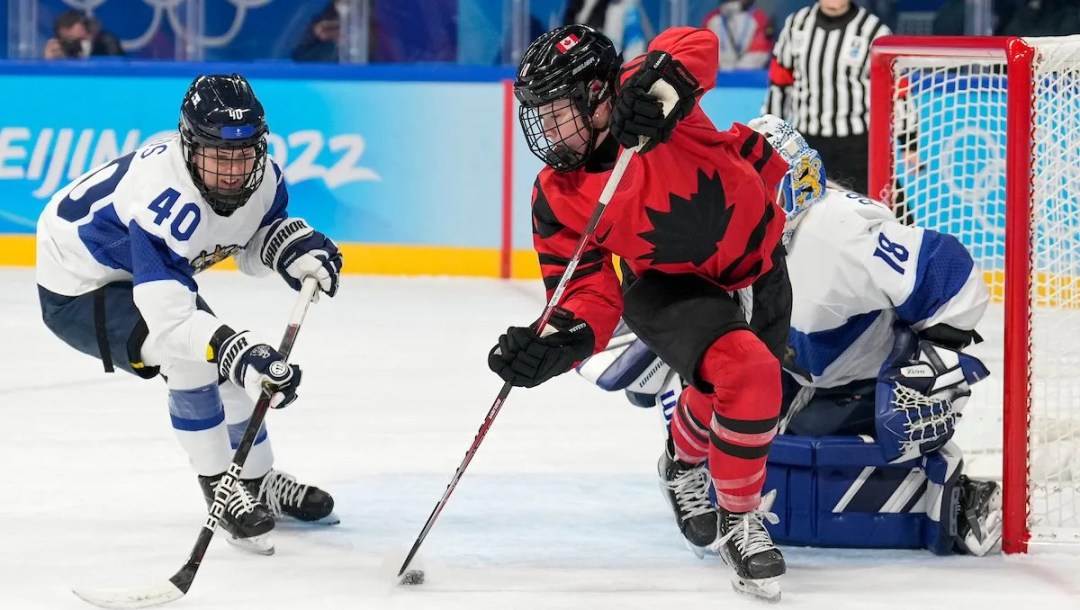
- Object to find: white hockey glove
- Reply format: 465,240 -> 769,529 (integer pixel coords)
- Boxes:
875,326 -> 989,463
209,327 -> 302,408
261,217 -> 343,297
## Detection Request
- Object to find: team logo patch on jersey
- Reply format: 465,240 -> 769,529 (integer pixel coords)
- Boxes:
791,33 -> 806,53
192,244 -> 242,273
555,34 -> 580,54
844,39 -> 866,64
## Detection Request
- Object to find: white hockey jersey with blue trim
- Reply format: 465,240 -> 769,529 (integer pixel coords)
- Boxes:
783,187 -> 989,388
36,134 -> 288,364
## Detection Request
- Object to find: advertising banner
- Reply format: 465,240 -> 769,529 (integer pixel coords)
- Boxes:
0,74 -> 503,249
0,65 -> 768,276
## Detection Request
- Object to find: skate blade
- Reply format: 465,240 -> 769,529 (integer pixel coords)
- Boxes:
301,510 -> 340,526
731,575 -> 781,603
274,511 -> 341,528
683,538 -> 710,559
964,486 -> 1004,556
226,532 -> 275,555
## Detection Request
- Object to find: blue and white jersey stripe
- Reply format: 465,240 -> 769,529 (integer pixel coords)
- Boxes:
783,187 -> 989,388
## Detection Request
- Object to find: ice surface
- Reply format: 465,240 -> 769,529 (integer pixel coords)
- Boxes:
2,269 -> 1077,609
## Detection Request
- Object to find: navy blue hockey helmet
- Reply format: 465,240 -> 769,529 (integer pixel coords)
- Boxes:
515,24 -> 619,171
179,74 -> 269,216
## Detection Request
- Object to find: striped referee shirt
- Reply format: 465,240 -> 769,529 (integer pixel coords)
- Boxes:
763,4 -> 891,138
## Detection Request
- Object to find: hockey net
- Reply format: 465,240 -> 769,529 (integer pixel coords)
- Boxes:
869,35 -> 1080,553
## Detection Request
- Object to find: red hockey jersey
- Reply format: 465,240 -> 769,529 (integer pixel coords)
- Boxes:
531,27 -> 789,354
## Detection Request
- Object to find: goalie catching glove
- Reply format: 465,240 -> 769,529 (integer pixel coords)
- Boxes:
875,326 -> 989,463
610,51 -> 700,153
488,307 -> 595,388
210,326 -> 302,408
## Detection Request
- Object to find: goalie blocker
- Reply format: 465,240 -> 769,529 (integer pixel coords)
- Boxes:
578,326 -> 995,555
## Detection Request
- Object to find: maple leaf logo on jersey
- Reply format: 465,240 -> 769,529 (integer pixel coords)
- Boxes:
637,169 -> 733,266
192,244 -> 241,273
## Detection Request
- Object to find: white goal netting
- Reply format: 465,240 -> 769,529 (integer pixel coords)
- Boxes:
885,36 -> 1080,544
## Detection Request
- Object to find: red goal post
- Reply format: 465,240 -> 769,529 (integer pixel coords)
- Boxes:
868,35 -> 1080,554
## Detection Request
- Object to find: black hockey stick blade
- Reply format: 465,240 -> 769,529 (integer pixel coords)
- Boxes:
72,277 -> 321,608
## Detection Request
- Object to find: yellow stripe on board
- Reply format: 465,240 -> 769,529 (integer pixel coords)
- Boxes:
0,234 -> 543,280
982,269 -> 1080,309
15,233 -> 1077,306
0,235 -> 36,267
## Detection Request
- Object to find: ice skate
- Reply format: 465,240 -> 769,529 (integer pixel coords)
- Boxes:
658,438 -> 719,558
956,475 -> 1003,556
245,469 -> 338,526
198,473 -> 276,555
713,490 -> 785,603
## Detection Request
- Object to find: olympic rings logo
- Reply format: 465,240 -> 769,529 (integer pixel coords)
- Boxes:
61,0 -> 273,50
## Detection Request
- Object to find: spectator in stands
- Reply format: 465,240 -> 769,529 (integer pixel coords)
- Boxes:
1001,0 -> 1080,36
292,2 -> 342,62
292,1 -> 392,63
702,1 -> 772,70
44,11 -> 124,60
933,0 -> 1018,35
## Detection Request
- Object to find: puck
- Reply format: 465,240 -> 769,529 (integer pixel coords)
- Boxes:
399,569 -> 425,585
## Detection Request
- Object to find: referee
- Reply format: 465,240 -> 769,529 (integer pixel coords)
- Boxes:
763,0 -> 891,195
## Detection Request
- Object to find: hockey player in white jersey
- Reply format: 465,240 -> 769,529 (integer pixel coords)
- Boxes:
36,74 -> 343,554
578,115 -> 1003,557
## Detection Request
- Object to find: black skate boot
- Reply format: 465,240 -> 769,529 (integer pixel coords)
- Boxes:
956,475 -> 1002,556
245,469 -> 339,526
198,473 -> 275,555
658,438 -> 719,558
716,491 -> 785,603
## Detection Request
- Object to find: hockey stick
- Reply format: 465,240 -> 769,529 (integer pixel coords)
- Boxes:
396,146 -> 637,583
73,276 -> 322,609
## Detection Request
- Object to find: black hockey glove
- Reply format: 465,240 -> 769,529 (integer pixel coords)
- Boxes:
210,326 -> 302,409
610,51 -> 700,153
488,307 -> 596,388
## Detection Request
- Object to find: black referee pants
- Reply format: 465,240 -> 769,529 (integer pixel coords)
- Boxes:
804,132 -> 869,195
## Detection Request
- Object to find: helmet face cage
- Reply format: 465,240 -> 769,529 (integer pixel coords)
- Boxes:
179,74 -> 269,216
518,82 -> 600,172
515,25 -> 618,172
181,135 -> 267,217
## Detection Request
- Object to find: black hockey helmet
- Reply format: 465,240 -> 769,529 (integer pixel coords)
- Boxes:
515,24 -> 620,171
179,74 -> 269,216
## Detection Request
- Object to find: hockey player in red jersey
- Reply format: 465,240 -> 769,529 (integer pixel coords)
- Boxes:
487,24 -> 792,600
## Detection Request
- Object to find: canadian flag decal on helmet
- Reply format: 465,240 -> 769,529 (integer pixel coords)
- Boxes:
555,34 -> 580,54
